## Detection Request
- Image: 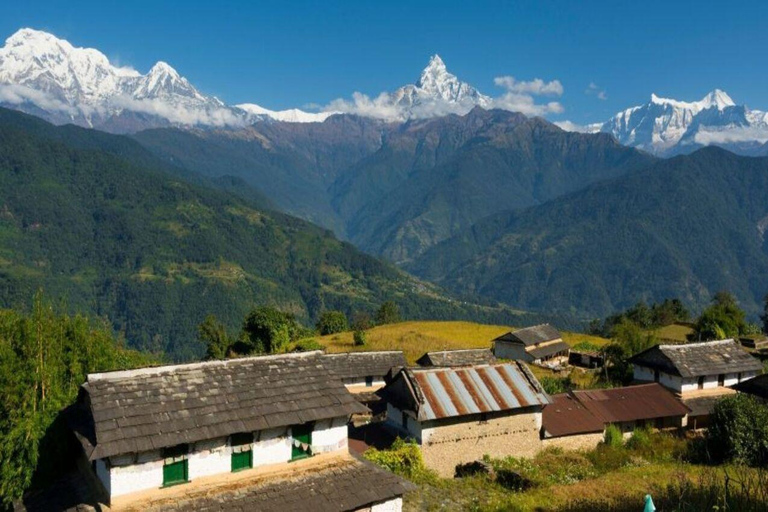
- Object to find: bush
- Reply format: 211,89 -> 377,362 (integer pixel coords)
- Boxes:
376,301 -> 401,325
292,338 -> 325,352
586,444 -> 632,472
363,438 -> 436,483
316,310 -> 348,335
603,424 -> 623,448
626,425 -> 651,451
353,329 -> 367,346
707,393 -> 768,465
540,376 -> 575,395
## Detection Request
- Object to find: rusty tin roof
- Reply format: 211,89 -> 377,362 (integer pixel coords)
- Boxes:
406,362 -> 550,421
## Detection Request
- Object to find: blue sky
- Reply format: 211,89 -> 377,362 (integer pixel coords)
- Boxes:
4,0 -> 767,124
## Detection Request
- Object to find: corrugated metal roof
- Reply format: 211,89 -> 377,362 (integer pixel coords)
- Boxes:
543,393 -> 605,437
572,383 -> 690,424
409,362 -> 550,421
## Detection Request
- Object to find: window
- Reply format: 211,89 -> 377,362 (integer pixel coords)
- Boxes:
738,372 -> 742,383
718,374 -> 725,387
365,376 -> 374,387
162,444 -> 189,487
698,376 -> 705,390
291,423 -> 313,461
230,433 -> 253,472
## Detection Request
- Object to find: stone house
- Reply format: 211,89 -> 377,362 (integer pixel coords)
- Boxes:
66,351 -> 414,511
629,339 -> 762,428
380,361 -> 550,477
416,348 -> 497,367
493,324 -> 569,366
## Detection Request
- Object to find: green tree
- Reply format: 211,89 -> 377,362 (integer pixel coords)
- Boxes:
693,291 -> 748,341
707,394 -> 768,465
376,301 -> 401,325
198,314 -> 232,360
316,310 -> 348,335
241,306 -> 299,354
0,292 -> 155,508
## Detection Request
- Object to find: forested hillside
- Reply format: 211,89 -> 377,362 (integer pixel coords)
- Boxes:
408,147 -> 768,318
0,108 -> 547,360
133,108 -> 655,262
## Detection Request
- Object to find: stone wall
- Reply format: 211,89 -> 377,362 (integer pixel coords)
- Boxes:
493,341 -> 529,361
369,497 -> 403,512
542,432 -> 604,452
418,409 -> 543,477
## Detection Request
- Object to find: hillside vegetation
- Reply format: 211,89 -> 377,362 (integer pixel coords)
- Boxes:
409,147 -> 768,318
312,320 -> 608,364
0,108 -> 552,360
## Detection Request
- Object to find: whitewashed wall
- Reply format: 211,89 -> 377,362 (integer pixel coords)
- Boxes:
370,497 -> 403,512
100,415 -> 350,501
188,437 -> 230,479
109,451 -> 164,498
312,418 -> 348,453
635,365 -> 757,395
385,403 -> 423,441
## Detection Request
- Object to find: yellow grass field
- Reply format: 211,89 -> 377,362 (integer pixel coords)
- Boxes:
312,320 -> 609,365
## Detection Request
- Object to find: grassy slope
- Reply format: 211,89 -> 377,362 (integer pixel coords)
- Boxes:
313,320 -> 608,365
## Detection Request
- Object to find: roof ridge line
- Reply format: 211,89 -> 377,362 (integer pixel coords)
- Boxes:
659,338 -> 734,350
88,350 -> 325,382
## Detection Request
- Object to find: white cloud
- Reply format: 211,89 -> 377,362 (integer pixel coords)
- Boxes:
693,126 -> 768,145
0,83 -> 77,114
493,76 -> 563,96
585,82 -> 607,100
110,95 -> 245,127
553,120 -> 603,133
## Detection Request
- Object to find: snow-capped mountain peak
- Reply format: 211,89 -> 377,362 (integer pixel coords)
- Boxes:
586,88 -> 768,156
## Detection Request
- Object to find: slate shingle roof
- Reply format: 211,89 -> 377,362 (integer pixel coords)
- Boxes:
145,456 -> 416,512
494,324 -> 562,347
628,339 -> 763,378
322,351 -> 406,381
527,341 -> 570,360
416,348 -> 497,367
74,351 -> 368,460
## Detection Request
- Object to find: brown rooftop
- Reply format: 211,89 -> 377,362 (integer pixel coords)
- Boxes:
571,383 -> 690,425
542,393 -> 605,437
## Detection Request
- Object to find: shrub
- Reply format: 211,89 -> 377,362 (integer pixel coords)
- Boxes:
292,338 -> 325,352
316,310 -> 348,335
586,444 -> 632,472
363,438 -> 436,483
353,329 -> 367,346
626,425 -> 651,451
707,393 -> 768,465
376,301 -> 401,325
540,376 -> 575,395
603,424 -> 623,448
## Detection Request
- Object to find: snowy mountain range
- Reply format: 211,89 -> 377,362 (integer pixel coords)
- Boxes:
574,89 -> 768,156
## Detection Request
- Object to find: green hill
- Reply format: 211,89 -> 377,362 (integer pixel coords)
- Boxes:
408,147 -> 768,318
0,108 -> 558,360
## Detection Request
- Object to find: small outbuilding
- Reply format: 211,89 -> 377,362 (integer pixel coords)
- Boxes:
493,324 -> 569,366
380,361 -> 550,477
322,350 -> 407,393
416,348 -> 497,367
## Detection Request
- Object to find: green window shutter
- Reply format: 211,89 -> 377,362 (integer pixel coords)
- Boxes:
162,459 -> 188,487
291,423 -> 313,461
231,450 -> 252,472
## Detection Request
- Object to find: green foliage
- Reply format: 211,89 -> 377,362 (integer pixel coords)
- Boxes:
572,340 -> 601,352
603,424 -> 624,448
376,301 -> 401,325
0,292 -> 155,508
625,426 -> 652,451
707,393 -> 768,466
241,306 -> 301,354
198,314 -> 232,360
363,438 -> 436,483
693,291 -> 750,341
291,338 -> 325,352
353,329 -> 367,346
315,310 -> 348,335
539,376 -> 575,395
350,311 -> 373,331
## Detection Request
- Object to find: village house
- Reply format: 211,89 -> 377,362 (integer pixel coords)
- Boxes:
380,361 -> 550,477
322,351 -> 407,393
493,324 -> 570,366
542,384 -> 690,447
63,351 -> 414,511
416,348 -> 497,367
628,339 -> 763,428
568,349 -> 604,369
